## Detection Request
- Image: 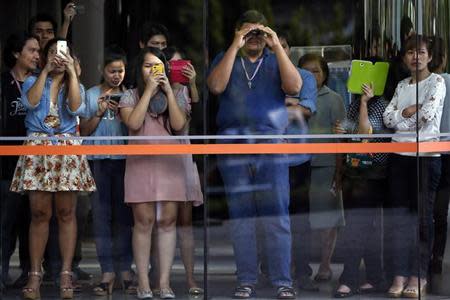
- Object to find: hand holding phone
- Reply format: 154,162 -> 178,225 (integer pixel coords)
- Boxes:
57,40 -> 68,56
169,60 -> 191,84
151,64 -> 165,77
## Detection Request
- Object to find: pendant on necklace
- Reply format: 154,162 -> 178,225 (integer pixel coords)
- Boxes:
248,81 -> 252,89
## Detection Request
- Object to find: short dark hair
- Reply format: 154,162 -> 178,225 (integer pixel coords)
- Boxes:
277,30 -> 291,44
28,13 -> 58,34
235,10 -> 268,29
403,34 -> 433,55
298,53 -> 330,85
139,22 -> 169,45
429,36 -> 446,73
3,32 -> 39,69
163,46 -> 186,61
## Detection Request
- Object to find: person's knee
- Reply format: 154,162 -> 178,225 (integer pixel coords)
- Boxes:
134,215 -> 155,232
157,215 -> 177,231
31,207 -> 52,224
56,207 -> 76,223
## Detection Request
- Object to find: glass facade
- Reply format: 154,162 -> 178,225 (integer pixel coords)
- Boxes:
1,0 -> 450,299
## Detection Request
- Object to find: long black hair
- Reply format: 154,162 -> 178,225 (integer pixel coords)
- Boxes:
134,47 -> 169,97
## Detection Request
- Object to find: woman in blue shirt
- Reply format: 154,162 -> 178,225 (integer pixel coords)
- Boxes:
10,38 -> 96,300
79,45 -> 134,296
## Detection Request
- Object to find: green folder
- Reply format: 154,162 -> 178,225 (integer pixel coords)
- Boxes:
347,60 -> 390,96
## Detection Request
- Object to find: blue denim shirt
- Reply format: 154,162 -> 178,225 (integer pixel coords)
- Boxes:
285,69 -> 317,166
21,75 -> 86,135
210,48 -> 289,135
82,85 -> 127,160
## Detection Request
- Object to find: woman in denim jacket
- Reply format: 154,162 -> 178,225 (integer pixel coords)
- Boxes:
10,38 -> 96,300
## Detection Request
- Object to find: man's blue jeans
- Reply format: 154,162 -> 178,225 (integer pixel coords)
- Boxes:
217,154 -> 292,287
89,159 -> 133,273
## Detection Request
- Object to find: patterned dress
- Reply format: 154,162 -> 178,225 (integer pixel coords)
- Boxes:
10,102 -> 96,193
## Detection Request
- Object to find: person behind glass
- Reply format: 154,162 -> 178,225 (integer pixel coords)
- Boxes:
276,33 -> 320,291
1,33 -> 40,289
383,34 -> 445,298
428,36 -> 450,275
125,22 -> 169,89
9,38 -> 96,300
162,46 -> 204,296
28,3 -> 77,66
119,47 -> 188,300
79,45 -> 135,296
298,53 -> 346,284
207,10 -> 302,299
333,66 -> 391,297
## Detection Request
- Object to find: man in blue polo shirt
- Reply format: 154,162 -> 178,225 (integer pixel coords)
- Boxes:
208,10 -> 302,299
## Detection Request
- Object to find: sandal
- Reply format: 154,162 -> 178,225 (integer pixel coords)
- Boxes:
22,271 -> 42,300
276,286 -> 296,299
160,287 -> 176,299
60,271 -> 74,299
402,282 -> 426,298
188,287 -> 204,296
334,285 -> 355,298
233,285 -> 256,299
122,279 -> 137,294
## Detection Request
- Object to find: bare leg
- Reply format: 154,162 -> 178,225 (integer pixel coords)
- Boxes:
132,203 -> 155,292
26,192 -> 53,289
55,192 -> 77,289
157,202 -> 178,290
317,228 -> 338,277
177,202 -> 200,289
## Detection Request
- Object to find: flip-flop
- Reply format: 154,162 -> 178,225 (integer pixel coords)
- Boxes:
233,285 -> 256,299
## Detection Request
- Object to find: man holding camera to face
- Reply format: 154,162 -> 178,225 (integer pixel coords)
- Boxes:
207,10 -> 301,299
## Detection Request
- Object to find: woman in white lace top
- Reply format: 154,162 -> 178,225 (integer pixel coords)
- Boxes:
383,35 -> 445,298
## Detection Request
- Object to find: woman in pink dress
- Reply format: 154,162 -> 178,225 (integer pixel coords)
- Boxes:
119,47 -> 188,300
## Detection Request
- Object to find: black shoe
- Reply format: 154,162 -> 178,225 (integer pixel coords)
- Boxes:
12,272 -> 29,288
297,275 -> 319,291
73,267 -> 92,281
334,285 -> 355,298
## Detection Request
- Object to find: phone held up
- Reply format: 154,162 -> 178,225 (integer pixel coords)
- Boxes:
56,40 -> 68,56
151,64 -> 165,77
169,60 -> 190,84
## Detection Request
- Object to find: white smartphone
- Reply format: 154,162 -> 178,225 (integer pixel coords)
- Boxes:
57,40 -> 68,56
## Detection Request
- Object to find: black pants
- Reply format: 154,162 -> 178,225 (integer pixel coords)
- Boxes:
289,161 -> 313,278
432,154 -> 450,261
0,180 -> 30,282
339,175 -> 385,289
387,154 -> 441,278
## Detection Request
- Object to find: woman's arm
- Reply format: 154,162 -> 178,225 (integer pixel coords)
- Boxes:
120,88 -> 153,131
25,69 -> 49,107
160,76 -> 187,131
358,84 -> 373,134
411,75 -> 446,126
79,97 -> 108,136
183,63 -> 200,103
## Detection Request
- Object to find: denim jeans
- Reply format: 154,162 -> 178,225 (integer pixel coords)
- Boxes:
217,154 -> 292,287
433,154 -> 450,261
89,159 -> 133,273
1,180 -> 30,282
339,175 -> 386,289
387,154 -> 441,278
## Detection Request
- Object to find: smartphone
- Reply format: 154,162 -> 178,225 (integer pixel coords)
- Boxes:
169,60 -> 190,84
57,40 -> 68,56
106,94 -> 122,103
151,64 -> 165,76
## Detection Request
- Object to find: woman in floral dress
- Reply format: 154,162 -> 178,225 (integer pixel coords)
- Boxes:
10,38 -> 95,300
